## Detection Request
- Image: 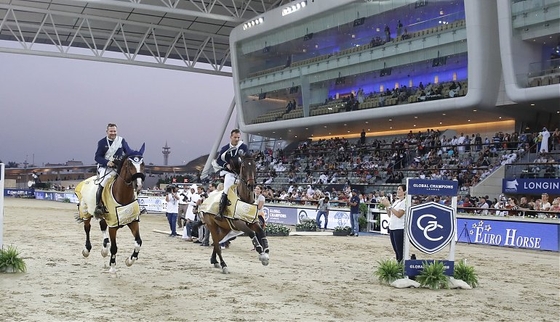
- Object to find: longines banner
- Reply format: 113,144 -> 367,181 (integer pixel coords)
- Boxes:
457,218 -> 559,252
502,178 -> 560,195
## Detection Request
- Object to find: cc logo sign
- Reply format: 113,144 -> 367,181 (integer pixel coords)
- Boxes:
416,214 -> 444,242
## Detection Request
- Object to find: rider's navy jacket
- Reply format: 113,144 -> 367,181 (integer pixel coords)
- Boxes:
95,137 -> 130,167
216,142 -> 249,169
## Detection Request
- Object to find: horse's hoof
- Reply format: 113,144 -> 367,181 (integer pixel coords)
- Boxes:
125,257 -> 136,267
213,263 -> 221,269
259,253 -> 270,266
108,266 -> 117,274
222,267 -> 229,274
82,249 -> 90,258
101,248 -> 109,258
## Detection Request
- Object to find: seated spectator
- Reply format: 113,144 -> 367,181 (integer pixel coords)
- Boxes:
505,197 -> 520,216
477,196 -> 489,215
285,100 -> 294,113
549,197 -> 560,219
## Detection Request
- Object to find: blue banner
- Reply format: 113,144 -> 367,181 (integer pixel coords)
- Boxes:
4,188 -> 34,197
262,206 -> 298,225
34,190 -> 56,200
408,179 -> 458,196
404,260 -> 454,277
502,178 -> 560,195
457,218 -> 559,252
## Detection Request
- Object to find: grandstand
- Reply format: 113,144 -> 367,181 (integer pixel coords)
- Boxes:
216,0 -> 560,200
224,0 -> 558,143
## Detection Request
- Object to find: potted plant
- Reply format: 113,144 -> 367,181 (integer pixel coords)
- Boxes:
416,261 -> 449,289
0,245 -> 27,273
374,259 -> 404,284
333,226 -> 352,236
359,203 -> 369,216
264,223 -> 290,236
453,260 -> 479,288
358,215 -> 368,232
295,219 -> 318,232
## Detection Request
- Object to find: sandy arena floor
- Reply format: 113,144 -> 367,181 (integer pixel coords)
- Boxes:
0,198 -> 558,321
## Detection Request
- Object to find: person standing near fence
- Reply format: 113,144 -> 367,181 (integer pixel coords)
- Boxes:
380,184 -> 407,262
177,187 -> 189,229
165,185 -> 180,237
316,196 -> 330,231
349,189 -> 360,236
255,185 -> 266,229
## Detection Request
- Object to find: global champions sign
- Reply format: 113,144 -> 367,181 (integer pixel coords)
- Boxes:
407,202 -> 455,254
502,178 -> 560,195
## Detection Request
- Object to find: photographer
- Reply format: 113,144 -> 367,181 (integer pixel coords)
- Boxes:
165,185 -> 180,237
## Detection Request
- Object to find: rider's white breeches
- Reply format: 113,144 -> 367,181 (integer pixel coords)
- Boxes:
221,171 -> 237,193
97,167 -> 116,187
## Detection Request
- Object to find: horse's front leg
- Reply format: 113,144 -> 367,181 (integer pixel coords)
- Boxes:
82,217 -> 92,257
100,219 -> 110,257
108,227 -> 118,273
238,222 -> 269,266
247,222 -> 270,266
256,225 -> 270,266
125,220 -> 142,267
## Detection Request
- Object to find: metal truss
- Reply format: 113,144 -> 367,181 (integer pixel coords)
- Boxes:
0,0 -> 290,76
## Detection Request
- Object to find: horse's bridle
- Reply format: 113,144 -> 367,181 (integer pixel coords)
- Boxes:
238,157 -> 256,192
118,155 -> 145,186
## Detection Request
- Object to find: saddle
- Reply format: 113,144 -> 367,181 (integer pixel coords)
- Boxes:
199,185 -> 258,224
75,176 -> 141,227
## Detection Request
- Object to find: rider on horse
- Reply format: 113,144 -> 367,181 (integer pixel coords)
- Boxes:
212,129 -> 249,217
94,123 -> 130,216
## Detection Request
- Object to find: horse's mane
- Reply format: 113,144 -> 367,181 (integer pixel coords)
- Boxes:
229,156 -> 242,174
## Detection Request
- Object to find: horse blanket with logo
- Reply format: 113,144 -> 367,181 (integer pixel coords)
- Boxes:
199,185 -> 258,224
75,176 -> 141,227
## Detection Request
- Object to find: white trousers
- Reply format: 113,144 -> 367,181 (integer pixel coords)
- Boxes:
97,166 -> 116,187
220,170 -> 237,193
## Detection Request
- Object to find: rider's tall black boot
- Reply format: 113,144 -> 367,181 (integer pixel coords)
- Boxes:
94,185 -> 105,217
218,193 -> 230,217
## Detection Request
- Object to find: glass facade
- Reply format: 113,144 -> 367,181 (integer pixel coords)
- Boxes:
510,0 -> 560,86
234,0 -> 467,124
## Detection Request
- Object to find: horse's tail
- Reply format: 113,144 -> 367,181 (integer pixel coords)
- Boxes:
74,213 -> 85,223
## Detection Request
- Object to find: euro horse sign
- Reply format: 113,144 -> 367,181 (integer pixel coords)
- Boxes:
404,178 -> 458,277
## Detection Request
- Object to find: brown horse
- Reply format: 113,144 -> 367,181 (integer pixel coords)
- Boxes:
75,143 -> 145,273
201,153 -> 269,274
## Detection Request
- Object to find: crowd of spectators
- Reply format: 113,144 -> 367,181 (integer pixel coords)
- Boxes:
255,129 -> 538,190
455,193 -> 560,219
245,128 -> 559,218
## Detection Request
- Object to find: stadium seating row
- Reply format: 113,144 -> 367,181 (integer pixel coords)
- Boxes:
246,19 -> 466,80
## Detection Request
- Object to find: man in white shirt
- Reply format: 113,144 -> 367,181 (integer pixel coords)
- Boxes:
478,197 -> 489,215
181,186 -> 199,241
